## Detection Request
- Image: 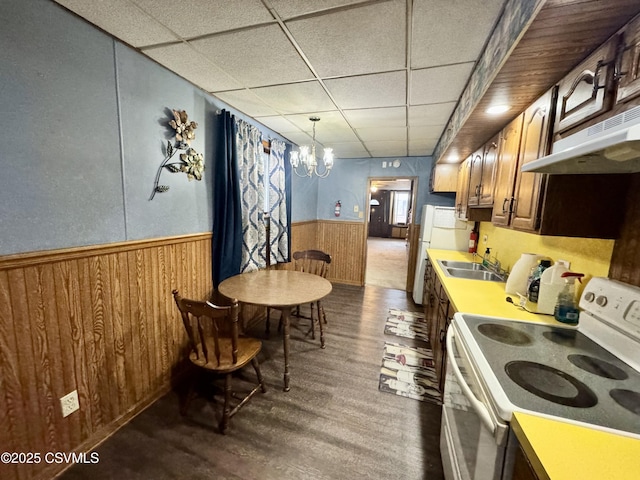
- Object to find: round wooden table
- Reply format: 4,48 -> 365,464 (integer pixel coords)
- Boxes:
218,269 -> 332,391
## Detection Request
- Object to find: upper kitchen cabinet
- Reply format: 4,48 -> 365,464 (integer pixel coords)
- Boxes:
491,113 -> 524,226
510,90 -> 555,232
555,35 -> 620,135
455,157 -> 470,221
430,164 -> 458,193
616,14 -> 640,104
468,133 -> 499,208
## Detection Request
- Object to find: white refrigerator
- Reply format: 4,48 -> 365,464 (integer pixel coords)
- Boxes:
412,205 -> 473,304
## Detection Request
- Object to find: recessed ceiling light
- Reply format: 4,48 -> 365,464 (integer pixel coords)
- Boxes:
486,105 -> 510,114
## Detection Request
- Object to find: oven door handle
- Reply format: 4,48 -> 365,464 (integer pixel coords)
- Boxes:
446,328 -> 496,435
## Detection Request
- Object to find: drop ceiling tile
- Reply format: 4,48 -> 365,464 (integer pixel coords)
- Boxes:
214,90 -> 279,117
410,63 -> 474,105
365,141 -> 407,157
408,144 -> 434,156
134,0 -> 274,38
270,0 -> 368,19
325,71 -> 406,110
408,103 -> 457,126
54,0 -> 179,47
343,107 -> 406,128
250,81 -> 336,114
330,142 -> 370,158
409,137 -> 438,156
286,0 -> 406,78
254,115 -> 301,134
190,24 -> 314,88
356,126 -> 407,142
143,43 -> 241,92
411,0 -> 505,69
410,125 -> 446,141
282,131 -> 313,146
284,111 -> 348,131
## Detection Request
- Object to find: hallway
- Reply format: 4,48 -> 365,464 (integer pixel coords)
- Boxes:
365,237 -> 409,291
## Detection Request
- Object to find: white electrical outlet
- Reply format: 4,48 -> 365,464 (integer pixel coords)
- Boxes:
483,235 -> 488,244
60,390 -> 79,417
353,205 -> 359,213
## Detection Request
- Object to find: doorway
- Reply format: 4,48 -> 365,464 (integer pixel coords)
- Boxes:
364,177 -> 417,291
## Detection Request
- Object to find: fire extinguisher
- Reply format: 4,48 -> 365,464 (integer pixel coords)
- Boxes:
335,200 -> 341,217
468,228 -> 478,253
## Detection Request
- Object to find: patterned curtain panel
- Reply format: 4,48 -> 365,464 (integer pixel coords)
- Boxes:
268,139 -> 289,264
236,118 -> 266,274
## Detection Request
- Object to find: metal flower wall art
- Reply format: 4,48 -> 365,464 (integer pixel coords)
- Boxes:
150,109 -> 204,200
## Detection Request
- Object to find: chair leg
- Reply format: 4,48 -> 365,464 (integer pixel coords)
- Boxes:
219,373 -> 232,434
252,358 -> 267,393
321,302 -> 328,324
309,302 -> 316,339
316,300 -> 326,349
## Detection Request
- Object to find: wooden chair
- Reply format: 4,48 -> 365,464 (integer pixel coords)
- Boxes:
172,289 -> 266,434
284,250 -> 332,348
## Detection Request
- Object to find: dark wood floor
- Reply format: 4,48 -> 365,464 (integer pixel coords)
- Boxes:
59,284 -> 444,480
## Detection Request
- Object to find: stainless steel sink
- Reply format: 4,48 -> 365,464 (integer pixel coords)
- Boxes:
443,268 -> 505,282
438,260 -> 488,271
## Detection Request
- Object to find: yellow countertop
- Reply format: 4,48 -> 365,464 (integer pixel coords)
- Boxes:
426,248 -> 640,480
513,412 -> 640,480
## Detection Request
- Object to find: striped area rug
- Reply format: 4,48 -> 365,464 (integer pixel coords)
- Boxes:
384,309 -> 430,344
378,341 -> 441,405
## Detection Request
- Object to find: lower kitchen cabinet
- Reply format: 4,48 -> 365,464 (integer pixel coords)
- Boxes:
423,256 -> 456,391
512,444 -> 540,480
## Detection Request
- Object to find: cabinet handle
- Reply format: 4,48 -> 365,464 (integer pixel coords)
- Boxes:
510,197 -> 516,214
502,198 -> 509,214
475,184 -> 481,196
593,60 -> 606,92
439,329 -> 446,343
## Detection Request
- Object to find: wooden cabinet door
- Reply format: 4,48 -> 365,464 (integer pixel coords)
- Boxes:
491,114 -> 523,225
617,16 -> 640,104
433,298 -> 449,392
555,37 -> 618,133
455,157 -> 471,220
511,89 -> 555,231
428,273 -> 441,348
478,135 -> 499,207
467,149 -> 484,206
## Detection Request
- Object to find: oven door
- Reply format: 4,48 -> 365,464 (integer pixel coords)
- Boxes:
440,324 -> 511,480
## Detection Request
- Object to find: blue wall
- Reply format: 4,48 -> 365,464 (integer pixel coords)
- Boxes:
0,0 -> 288,256
0,0 -> 449,255
316,156 -> 454,223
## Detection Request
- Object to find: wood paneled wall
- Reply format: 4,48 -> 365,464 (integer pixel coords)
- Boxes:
0,234 -> 212,480
317,220 -> 367,286
284,220 -> 368,286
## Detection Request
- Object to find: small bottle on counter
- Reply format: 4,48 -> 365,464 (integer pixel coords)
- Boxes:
554,272 -> 585,324
527,260 -> 551,303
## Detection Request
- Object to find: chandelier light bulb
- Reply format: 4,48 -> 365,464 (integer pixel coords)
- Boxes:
289,116 -> 334,178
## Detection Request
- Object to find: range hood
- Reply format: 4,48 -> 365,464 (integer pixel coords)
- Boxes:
522,105 -> 640,174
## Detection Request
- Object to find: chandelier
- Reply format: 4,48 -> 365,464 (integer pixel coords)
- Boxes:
290,116 -> 334,178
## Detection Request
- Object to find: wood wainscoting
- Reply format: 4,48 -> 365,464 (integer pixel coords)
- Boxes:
0,233 -> 212,480
290,220 -> 417,290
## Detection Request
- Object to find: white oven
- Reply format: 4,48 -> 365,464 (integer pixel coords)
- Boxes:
440,277 -> 640,480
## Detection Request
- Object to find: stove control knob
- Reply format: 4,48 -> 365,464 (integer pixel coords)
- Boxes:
596,295 -> 608,307
584,292 -> 595,302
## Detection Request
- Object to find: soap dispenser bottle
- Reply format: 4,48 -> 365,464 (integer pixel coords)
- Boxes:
482,248 -> 491,267
554,272 -> 584,325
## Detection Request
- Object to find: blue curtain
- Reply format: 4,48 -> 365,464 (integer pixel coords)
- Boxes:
212,110 -> 242,287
